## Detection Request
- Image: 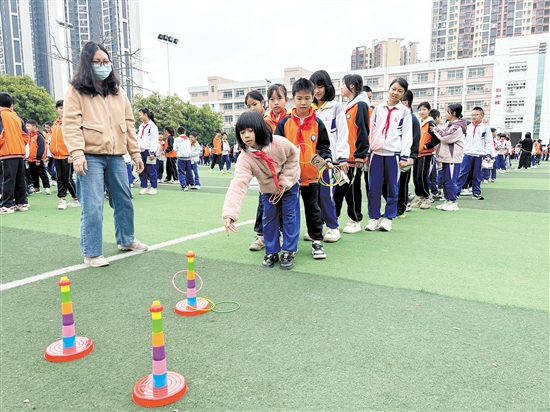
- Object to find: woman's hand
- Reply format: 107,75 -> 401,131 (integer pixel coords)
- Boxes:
224,218 -> 237,236
74,157 -> 88,176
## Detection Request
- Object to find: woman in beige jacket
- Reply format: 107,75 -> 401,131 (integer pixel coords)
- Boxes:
63,41 -> 148,267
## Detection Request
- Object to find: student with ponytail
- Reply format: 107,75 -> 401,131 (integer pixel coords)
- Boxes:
137,108 -> 159,194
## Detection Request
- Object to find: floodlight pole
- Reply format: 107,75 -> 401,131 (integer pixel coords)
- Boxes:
166,42 -> 171,94
158,34 -> 178,95
57,20 -> 74,80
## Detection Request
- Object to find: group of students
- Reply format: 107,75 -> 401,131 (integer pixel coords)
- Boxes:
0,95 -> 81,214
221,69 -> 526,271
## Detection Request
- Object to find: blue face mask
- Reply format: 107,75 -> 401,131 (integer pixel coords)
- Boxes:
93,64 -> 112,80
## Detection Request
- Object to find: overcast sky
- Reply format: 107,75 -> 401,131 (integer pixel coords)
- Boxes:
138,0 -> 432,99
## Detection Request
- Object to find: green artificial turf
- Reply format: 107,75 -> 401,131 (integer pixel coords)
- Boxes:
0,162 -> 548,411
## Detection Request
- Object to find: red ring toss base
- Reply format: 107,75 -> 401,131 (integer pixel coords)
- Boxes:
174,298 -> 211,316
132,372 -> 187,407
44,337 -> 94,362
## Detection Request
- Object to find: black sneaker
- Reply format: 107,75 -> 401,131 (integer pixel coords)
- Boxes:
262,253 -> 279,268
311,241 -> 326,259
472,194 -> 484,200
280,251 -> 294,270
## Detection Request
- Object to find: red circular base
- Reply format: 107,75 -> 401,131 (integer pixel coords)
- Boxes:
174,298 -> 211,317
44,337 -> 94,362
132,372 -> 187,407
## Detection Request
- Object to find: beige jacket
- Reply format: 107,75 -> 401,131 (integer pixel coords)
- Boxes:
62,85 -> 140,158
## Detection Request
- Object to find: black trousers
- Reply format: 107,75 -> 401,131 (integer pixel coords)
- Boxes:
165,157 -> 177,180
518,151 -> 531,169
210,154 -> 222,170
334,167 -> 363,222
0,158 -> 28,207
254,194 -> 263,234
413,155 -> 432,198
28,160 -> 51,189
53,158 -> 77,199
300,184 -> 323,241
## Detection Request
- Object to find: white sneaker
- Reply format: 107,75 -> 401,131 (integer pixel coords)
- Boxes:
365,218 -> 379,231
324,228 -> 341,243
343,220 -> 361,234
84,255 -> 109,267
419,198 -> 431,209
303,233 -> 312,241
14,204 -> 29,211
148,188 -> 157,195
221,170 -> 226,174
436,200 -> 451,210
378,217 -> 392,231
58,199 -> 67,210
45,188 -> 51,195
441,201 -> 459,211
209,169 -> 213,173
68,200 -> 81,208
482,179 -> 489,184
249,235 -> 265,251
139,188 -> 148,195
118,239 -> 149,251
460,188 -> 472,196
410,199 -> 423,208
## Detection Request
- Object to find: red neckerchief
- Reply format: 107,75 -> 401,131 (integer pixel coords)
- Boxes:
29,131 -> 38,139
54,117 -> 62,126
252,150 -> 279,188
382,106 -> 397,140
269,110 -> 285,127
472,120 -> 482,137
139,123 -> 149,139
291,107 -> 316,154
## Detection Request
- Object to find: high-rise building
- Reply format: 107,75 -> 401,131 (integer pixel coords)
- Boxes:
351,38 -> 418,70
0,0 -> 142,100
430,0 -> 549,61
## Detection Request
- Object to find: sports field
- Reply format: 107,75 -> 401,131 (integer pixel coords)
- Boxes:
1,162 -> 548,411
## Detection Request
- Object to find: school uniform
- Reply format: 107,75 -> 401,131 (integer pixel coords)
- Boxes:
50,117 -> 77,200
137,120 -> 159,188
368,101 -> 413,220
27,131 -> 51,191
174,134 -> 192,188
275,107 -> 332,242
210,136 -> 223,170
455,121 -> 494,196
413,116 -> 439,198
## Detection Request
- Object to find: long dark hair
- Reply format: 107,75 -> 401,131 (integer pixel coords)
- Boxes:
342,74 -> 363,99
71,41 -> 119,97
139,108 -> 156,124
235,111 -> 273,150
310,70 -> 335,103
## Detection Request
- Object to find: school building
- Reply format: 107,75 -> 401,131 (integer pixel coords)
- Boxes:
188,33 -> 549,144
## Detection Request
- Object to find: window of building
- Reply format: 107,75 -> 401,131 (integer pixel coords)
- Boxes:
466,100 -> 484,110
290,77 -> 295,85
447,69 -> 464,80
412,73 -> 429,82
365,78 -> 379,87
372,92 -> 384,100
211,86 -> 214,92
222,103 -> 233,110
414,88 -> 431,97
508,62 -> 527,72
235,90 -> 245,97
468,67 -> 486,77
505,116 -> 523,124
507,81 -> 526,91
222,91 -> 232,99
235,102 -> 246,110
447,86 -> 463,95
191,93 -> 198,97
224,115 -> 233,123
202,92 -> 208,96
256,88 -> 266,95
506,99 -> 525,108
393,75 -> 409,82
467,84 -> 485,94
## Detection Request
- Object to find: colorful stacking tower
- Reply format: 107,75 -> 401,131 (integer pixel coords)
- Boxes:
174,251 -> 212,316
44,277 -> 94,362
133,301 -> 187,407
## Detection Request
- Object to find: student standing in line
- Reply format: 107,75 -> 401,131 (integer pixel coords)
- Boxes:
410,101 -> 438,209
221,132 -> 232,173
174,126 -> 192,191
365,78 -> 412,232
430,103 -> 466,211
50,100 -> 80,209
163,127 -> 178,182
209,129 -> 223,173
309,70 -> 349,242
26,119 -> 52,195
223,111 -> 300,270
455,107 -> 494,200
137,108 -> 159,194
275,78 -> 333,260
189,131 -> 202,189
156,132 -> 166,182
333,73 -> 368,234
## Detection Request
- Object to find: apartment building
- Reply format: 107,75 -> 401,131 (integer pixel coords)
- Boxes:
430,0 -> 549,61
189,34 -> 548,143
351,38 -> 418,70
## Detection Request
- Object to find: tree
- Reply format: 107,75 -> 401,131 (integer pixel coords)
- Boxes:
132,92 -> 223,145
0,75 -> 58,125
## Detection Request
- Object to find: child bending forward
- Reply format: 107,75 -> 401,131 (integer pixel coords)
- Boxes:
223,111 -> 300,270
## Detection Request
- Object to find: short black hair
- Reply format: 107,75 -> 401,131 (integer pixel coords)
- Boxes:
71,41 -> 119,97
245,90 -> 265,106
389,77 -> 409,93
447,103 -> 463,119
44,121 -> 54,127
525,132 -> 531,138
267,83 -> 287,100
309,70 -> 335,103
222,132 -> 227,136
362,85 -> 372,93
429,109 -> 440,120
401,90 -> 414,107
418,101 -> 431,111
215,129 -> 221,134
291,78 -> 314,97
235,111 -> 273,151
189,131 -> 198,137
472,106 -> 484,115
490,128 -> 496,133
0,92 -> 14,108
342,74 -> 363,99
26,119 -> 38,127
164,126 -> 175,136
177,126 -> 186,135
55,100 -> 64,109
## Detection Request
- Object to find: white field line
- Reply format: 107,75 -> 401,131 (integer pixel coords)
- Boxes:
0,219 -> 255,292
